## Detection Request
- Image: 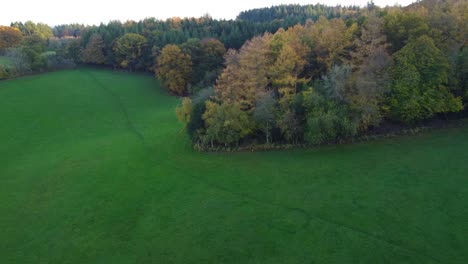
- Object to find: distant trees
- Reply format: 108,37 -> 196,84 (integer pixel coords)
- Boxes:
237,4 -> 361,24
11,21 -> 53,40
53,24 -> 85,38
156,44 -> 192,95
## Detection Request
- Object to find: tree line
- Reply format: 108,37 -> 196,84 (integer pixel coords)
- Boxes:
176,0 -> 467,149
0,4 -> 368,84
0,0 -> 466,150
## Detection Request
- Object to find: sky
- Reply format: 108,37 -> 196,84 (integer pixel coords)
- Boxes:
0,0 -> 416,26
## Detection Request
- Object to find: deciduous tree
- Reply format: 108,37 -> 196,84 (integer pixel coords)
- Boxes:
113,33 -> 147,70
156,44 -> 192,95
0,26 -> 23,51
388,35 -> 463,123
202,101 -> 253,147
82,34 -> 106,64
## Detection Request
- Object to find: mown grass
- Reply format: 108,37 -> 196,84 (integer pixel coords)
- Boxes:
1,68 -> 467,263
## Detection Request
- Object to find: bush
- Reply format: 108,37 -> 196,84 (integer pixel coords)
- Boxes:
0,65 -> 8,80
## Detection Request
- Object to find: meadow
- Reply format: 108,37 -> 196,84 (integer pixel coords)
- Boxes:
1,68 -> 467,263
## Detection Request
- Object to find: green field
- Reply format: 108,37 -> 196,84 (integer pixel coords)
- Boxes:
1,68 -> 467,263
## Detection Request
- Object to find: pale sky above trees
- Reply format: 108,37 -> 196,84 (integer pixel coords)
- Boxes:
1,0 -> 415,26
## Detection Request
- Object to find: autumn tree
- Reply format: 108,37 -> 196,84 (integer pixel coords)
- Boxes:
351,14 -> 388,69
201,38 -> 226,70
82,34 -> 106,64
306,17 -> 357,75
348,14 -> 392,130
113,33 -> 147,70
349,47 -> 392,130
388,35 -> 463,123
269,28 -> 309,96
156,44 -> 192,95
0,26 -> 23,52
215,35 -> 273,111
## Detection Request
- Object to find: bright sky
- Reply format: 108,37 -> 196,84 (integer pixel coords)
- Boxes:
0,0 -> 416,26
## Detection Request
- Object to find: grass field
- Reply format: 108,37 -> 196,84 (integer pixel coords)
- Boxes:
1,68 -> 467,263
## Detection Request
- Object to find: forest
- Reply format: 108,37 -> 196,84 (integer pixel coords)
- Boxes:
0,0 -> 466,150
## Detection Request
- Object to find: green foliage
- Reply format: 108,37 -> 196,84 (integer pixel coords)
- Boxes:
253,91 -> 277,143
277,109 -> 303,144
456,47 -> 468,101
303,90 -> 357,144
187,87 -> 215,139
0,56 -> 13,68
11,21 -> 53,40
388,35 -> 463,123
66,39 -> 81,63
316,64 -> 352,101
5,47 -> 31,75
0,65 -> 8,79
180,38 -> 205,84
202,101 -> 253,147
20,35 -> 47,71
113,33 -> 147,70
237,4 -> 362,24
383,11 -> 429,52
